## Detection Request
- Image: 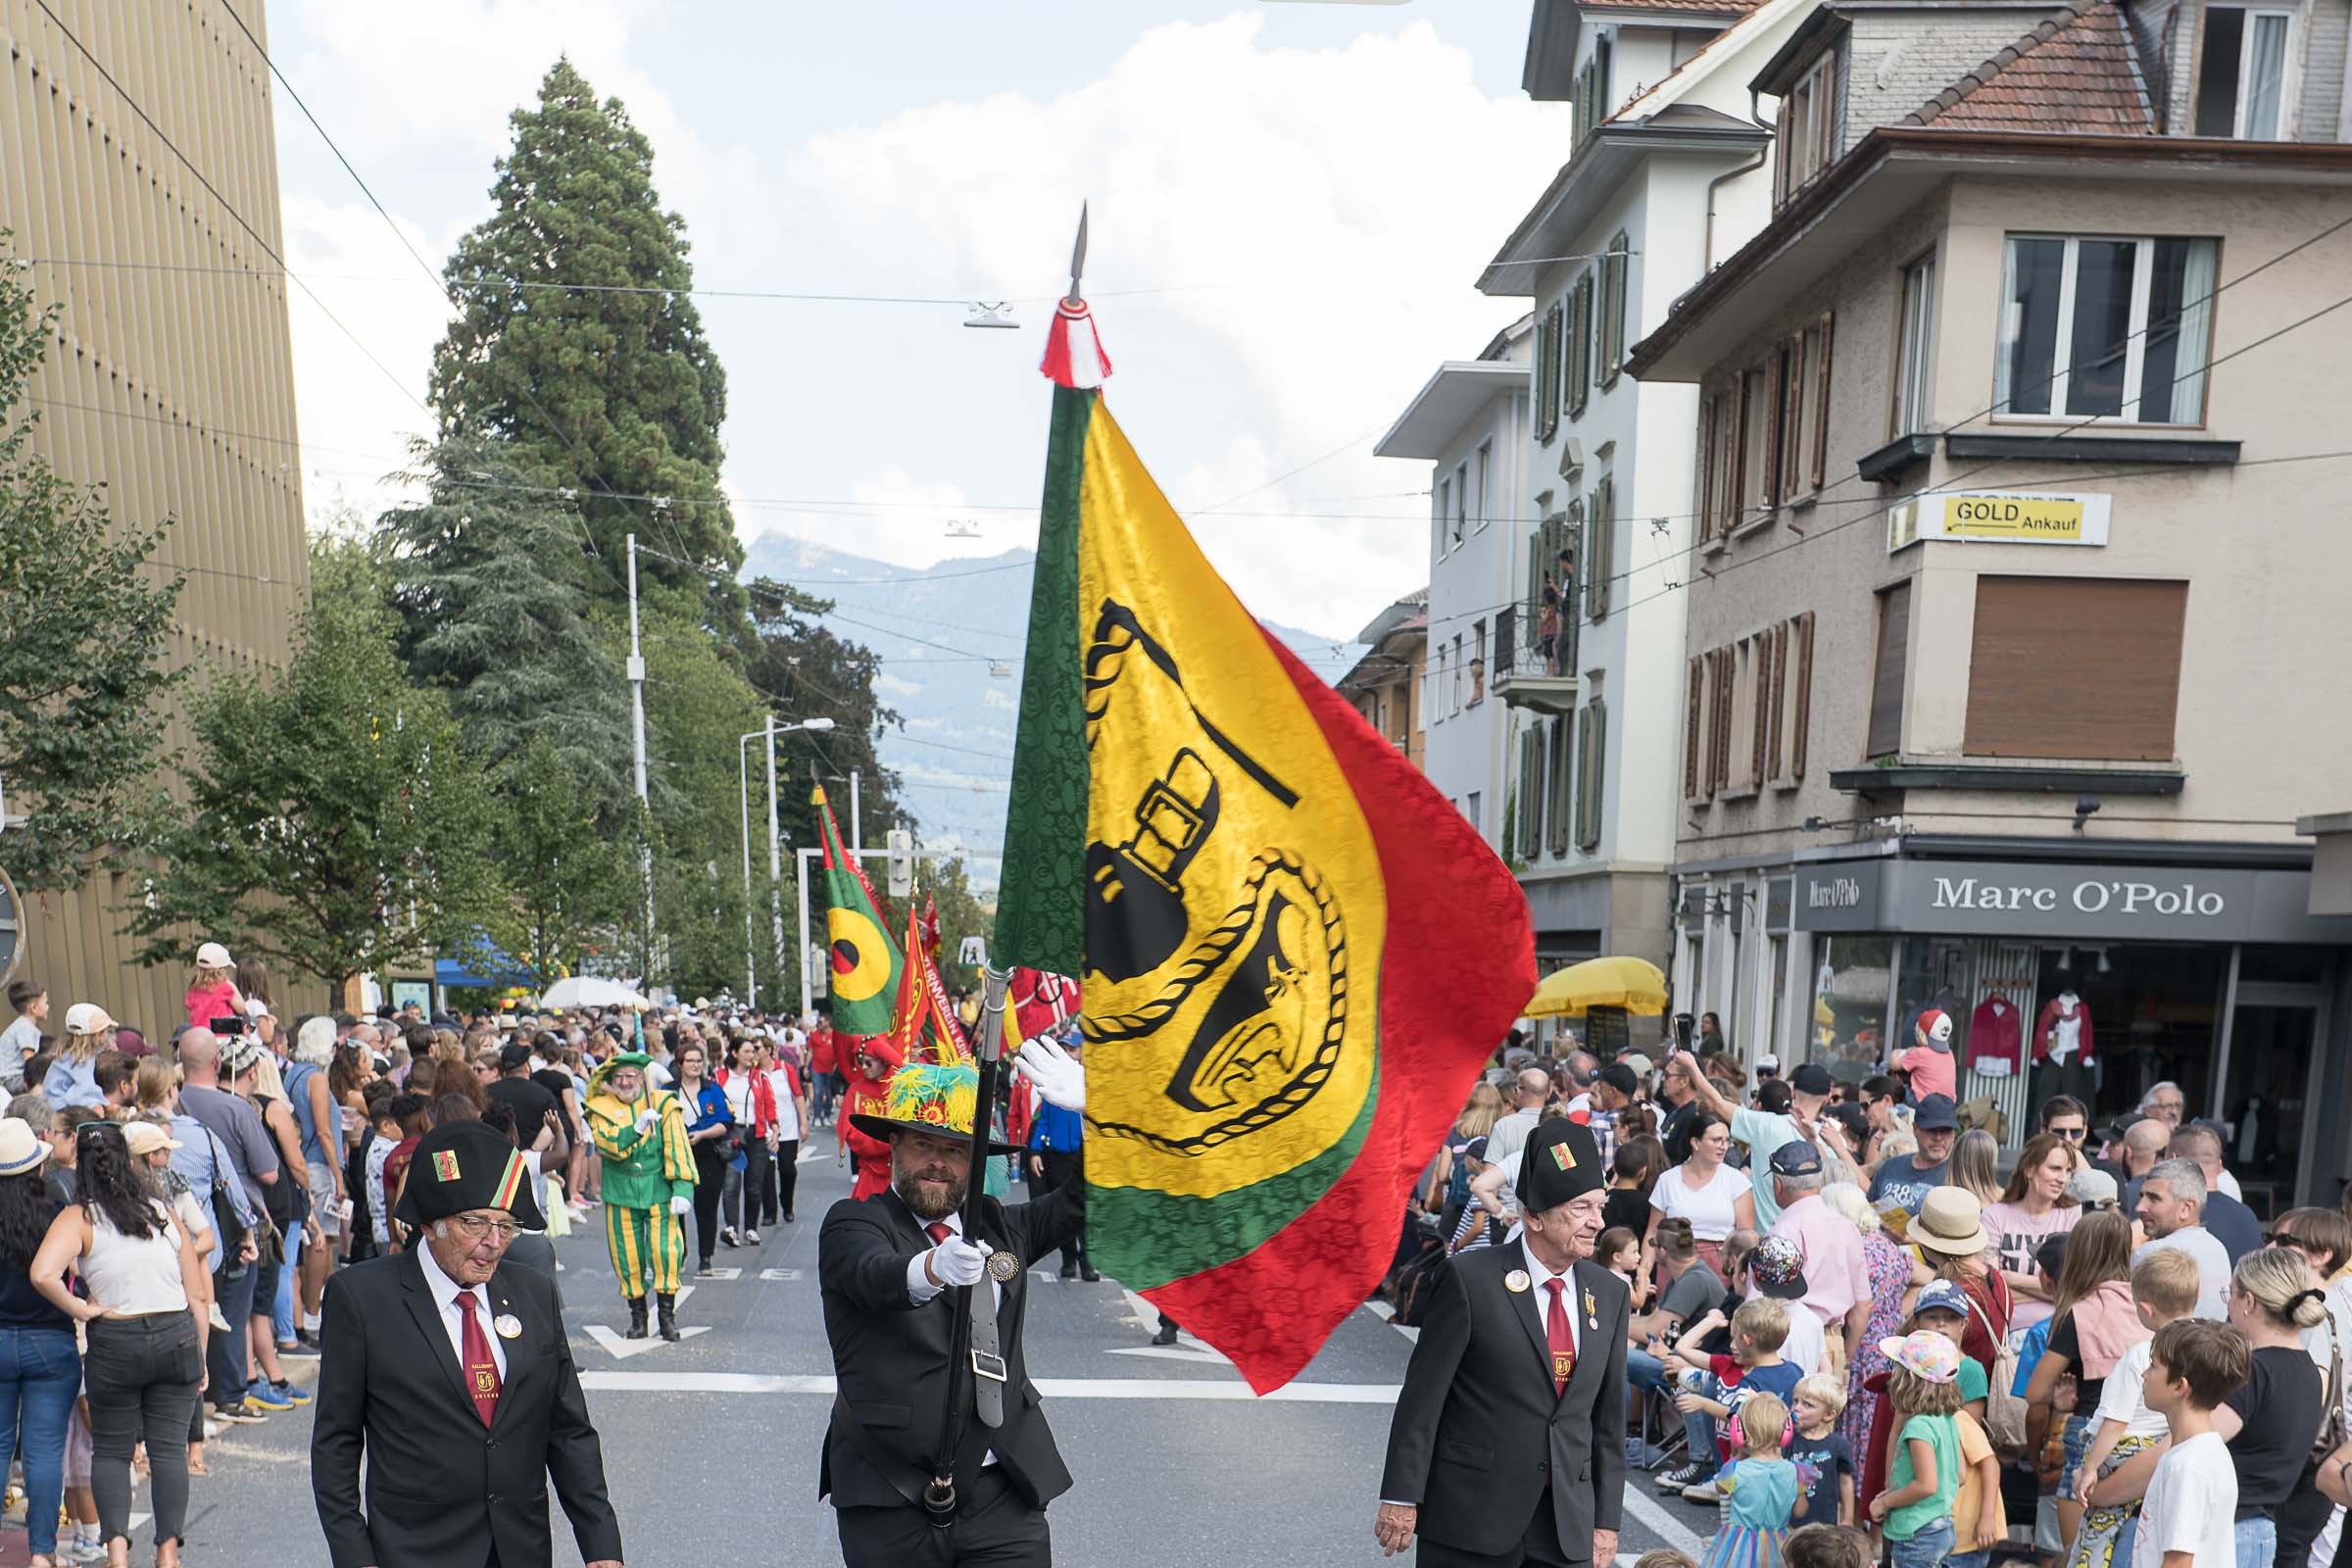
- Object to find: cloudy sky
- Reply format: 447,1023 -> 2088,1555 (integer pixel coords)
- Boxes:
270,0 -> 1561,641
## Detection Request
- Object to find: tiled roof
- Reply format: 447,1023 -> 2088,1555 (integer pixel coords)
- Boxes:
1582,0 -> 1756,14
1908,1 -> 2154,134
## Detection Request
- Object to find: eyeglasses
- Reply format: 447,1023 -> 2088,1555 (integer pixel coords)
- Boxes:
447,1214 -> 521,1243
2051,1126 -> 2088,1141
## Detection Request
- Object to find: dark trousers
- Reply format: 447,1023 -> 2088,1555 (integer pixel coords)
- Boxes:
209,1257 -> 258,1407
692,1148 -> 726,1263
835,1468 -> 1051,1567
1033,1151 -> 1086,1269
84,1312 -> 201,1549
774,1139 -> 799,1221
2276,1461 -> 2333,1568
733,1139 -> 773,1232
1416,1488 -> 1573,1568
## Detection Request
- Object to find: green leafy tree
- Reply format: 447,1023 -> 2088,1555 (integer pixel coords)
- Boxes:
428,58 -> 739,605
0,265 -> 182,893
490,733 -> 633,985
125,542 -> 503,992
379,431 -> 630,810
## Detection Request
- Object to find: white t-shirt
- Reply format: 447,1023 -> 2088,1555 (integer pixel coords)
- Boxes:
1778,1298 -> 1827,1375
1649,1162 -> 1754,1242
2093,1341 -> 2172,1440
2133,1430 -> 2236,1568
1486,1108 -> 1542,1211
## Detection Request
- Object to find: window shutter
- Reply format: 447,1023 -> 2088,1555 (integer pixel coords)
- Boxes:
1791,612 -> 1815,780
1782,331 -> 1807,500
1766,622 -> 1788,782
1710,648 -> 1733,795
1517,730 -> 1539,859
1603,232 -> 1629,382
1810,313 -> 1835,492
1684,657 -> 1705,801
1578,702 -> 1606,850
1694,395 -> 1717,546
1725,372 -> 1748,537
1749,637 -> 1771,787
1547,717 -> 1574,857
1867,581 -> 1911,760
1568,274 -> 1592,419
1761,347 -> 1786,509
1588,476 -> 1614,620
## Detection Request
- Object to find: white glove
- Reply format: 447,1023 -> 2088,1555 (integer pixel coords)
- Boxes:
930,1235 -> 993,1288
1014,1036 -> 1085,1113
635,1108 -> 661,1133
669,1195 -> 693,1216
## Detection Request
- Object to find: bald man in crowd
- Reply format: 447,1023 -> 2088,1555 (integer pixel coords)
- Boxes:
1480,1069 -> 1555,1222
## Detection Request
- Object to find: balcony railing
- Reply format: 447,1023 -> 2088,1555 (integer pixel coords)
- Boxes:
1493,604 -> 1579,714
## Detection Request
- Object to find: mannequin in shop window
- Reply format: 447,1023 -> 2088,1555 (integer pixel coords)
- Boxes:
2033,990 -> 2096,1113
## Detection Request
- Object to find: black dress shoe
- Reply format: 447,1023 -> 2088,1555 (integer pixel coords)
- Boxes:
1058,1263 -> 1078,1280
1080,1267 -> 1102,1283
1152,1322 -> 1180,1347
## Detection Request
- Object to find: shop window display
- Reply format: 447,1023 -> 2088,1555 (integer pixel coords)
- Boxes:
1810,936 -> 1893,1083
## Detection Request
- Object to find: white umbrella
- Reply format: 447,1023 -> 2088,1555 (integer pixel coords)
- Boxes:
538,976 -> 652,1012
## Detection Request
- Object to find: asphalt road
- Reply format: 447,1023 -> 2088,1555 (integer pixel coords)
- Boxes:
97,1127 -> 1725,1566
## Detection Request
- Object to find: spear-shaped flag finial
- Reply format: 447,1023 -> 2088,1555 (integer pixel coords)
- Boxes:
1042,200 -> 1110,390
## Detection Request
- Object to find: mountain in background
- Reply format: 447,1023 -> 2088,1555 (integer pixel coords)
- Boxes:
741,535 -> 1365,892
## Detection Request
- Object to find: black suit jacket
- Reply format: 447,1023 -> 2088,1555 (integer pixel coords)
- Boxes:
1381,1241 -> 1629,1561
312,1251 -> 622,1568
818,1182 -> 1084,1511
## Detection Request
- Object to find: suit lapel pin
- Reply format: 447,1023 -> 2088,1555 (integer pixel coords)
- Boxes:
1504,1269 -> 1531,1294
494,1313 -> 523,1340
985,1250 -> 1022,1284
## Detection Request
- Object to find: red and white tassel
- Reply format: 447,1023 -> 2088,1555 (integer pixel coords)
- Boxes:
1040,298 -> 1111,389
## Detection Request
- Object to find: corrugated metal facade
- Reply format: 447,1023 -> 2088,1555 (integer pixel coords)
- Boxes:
1,0 -> 324,1033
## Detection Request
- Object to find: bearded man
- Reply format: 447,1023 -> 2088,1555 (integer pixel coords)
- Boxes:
818,1039 -> 1085,1567
582,1052 -> 695,1343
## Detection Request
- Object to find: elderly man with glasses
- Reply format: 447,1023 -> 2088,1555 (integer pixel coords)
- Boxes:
313,1119 -> 622,1568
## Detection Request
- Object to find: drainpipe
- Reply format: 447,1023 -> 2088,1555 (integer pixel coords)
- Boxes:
1703,89 -> 1775,271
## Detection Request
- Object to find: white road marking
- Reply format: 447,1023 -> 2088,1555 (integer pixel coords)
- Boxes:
699,1267 -> 743,1281
1621,1481 -> 1709,1557
1104,1345 -> 1234,1365
583,1322 -> 712,1359
758,1267 -> 803,1282
1360,1296 -> 1421,1344
577,1371 -> 1403,1403
1109,1286 -> 1232,1364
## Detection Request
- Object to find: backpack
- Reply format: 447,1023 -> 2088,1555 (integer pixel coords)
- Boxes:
1966,1290 -> 2030,1458
1392,1246 -> 1451,1329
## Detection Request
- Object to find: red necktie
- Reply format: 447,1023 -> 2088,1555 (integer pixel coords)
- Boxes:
1544,1278 -> 1575,1395
926,1221 -> 953,1246
456,1290 -> 502,1427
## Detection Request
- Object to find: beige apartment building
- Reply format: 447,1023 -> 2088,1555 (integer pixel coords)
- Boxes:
1629,0 -> 2352,1208
1337,591 -> 1429,775
1,0 -> 320,1031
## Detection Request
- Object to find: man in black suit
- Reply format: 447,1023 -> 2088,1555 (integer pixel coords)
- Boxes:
1378,1117 -> 1628,1566
313,1120 -> 622,1568
820,1038 -> 1087,1567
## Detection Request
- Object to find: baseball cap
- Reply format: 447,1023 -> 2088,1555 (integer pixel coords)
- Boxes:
499,1042 -> 531,1072
1917,1008 -> 1954,1050
194,942 -> 233,969
1619,1053 -> 1654,1081
1912,1093 -> 1961,1131
2066,1167 -> 2120,1207
1911,1279 -> 1972,1320
64,1003 -> 116,1036
122,1122 -> 182,1157
1755,1054 -> 1782,1077
1595,1062 -> 1639,1097
1768,1140 -> 1824,1178
1789,1062 -> 1834,1097
1749,1234 -> 1809,1299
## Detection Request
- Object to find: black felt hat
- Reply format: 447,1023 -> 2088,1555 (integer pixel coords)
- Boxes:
392,1120 -> 546,1232
1518,1117 -> 1605,1212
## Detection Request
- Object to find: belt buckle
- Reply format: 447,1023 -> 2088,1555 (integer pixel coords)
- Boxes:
970,1349 -> 1008,1383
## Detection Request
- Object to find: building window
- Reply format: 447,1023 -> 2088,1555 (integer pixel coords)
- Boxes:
1465,791 -> 1482,835
1451,462 -> 1468,548
1599,232 -> 1630,385
1452,634 -> 1466,714
1809,314 -> 1834,490
2194,7 -> 2294,138
1963,577 -> 2188,759
1568,271 -> 1594,420
1776,333 -> 1807,505
1893,253 -> 1936,435
1994,235 -> 2218,424
1775,51 -> 1839,206
1866,580 -> 1911,760
1470,620 -> 1487,705
1683,655 -> 1707,801
1473,440 -> 1493,533
1575,35 -> 1615,146
1536,304 -> 1562,441
1777,612 -> 1814,784
1738,365 -> 1770,520
1434,474 -> 1451,560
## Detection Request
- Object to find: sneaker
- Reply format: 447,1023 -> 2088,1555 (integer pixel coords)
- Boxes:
214,1403 -> 266,1425
745,1228 -> 760,1245
202,1419 -> 223,1440
1683,1479 -> 1725,1503
1657,1462 -> 1713,1492
719,1228 -> 740,1249
279,1340 -> 321,1358
245,1386 -> 296,1413
272,1380 -> 313,1406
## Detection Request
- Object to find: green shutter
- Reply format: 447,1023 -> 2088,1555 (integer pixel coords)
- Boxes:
1589,475 -> 1614,621
1603,232 -> 1629,383
1546,716 -> 1574,857
1578,702 -> 1607,850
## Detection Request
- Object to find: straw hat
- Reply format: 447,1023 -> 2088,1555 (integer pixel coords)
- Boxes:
0,1118 -> 48,1177
1913,1186 -> 1991,1256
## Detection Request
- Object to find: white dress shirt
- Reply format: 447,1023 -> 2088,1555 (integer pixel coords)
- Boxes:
417,1240 -> 508,1380
904,1209 -> 1003,1311
1522,1244 -> 1585,1360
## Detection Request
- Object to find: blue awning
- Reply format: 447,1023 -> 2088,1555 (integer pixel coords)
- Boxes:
435,946 -> 532,989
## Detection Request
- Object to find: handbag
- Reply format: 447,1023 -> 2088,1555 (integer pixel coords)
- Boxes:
201,1126 -> 252,1261
2313,1311 -> 2347,1466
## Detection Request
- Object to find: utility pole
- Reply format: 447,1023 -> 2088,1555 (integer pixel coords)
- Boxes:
850,770 -> 862,856
739,732 -> 757,1008
764,715 -> 785,1005
627,533 -> 655,982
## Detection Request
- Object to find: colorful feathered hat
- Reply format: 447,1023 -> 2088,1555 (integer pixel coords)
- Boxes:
849,1059 -> 1023,1153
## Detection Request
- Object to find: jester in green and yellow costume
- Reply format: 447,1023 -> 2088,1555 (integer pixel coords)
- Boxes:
585,1052 -> 695,1342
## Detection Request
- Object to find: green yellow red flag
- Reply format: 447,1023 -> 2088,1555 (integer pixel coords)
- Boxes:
991,299 -> 1536,1393
814,784 -> 902,1038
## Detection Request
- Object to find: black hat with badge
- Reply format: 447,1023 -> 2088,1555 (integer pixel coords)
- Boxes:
392,1119 -> 546,1232
1518,1117 -> 1605,1212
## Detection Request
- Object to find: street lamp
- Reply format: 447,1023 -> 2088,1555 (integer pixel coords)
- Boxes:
739,716 -> 838,1007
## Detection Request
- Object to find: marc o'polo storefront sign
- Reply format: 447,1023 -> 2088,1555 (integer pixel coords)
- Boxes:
1796,859 -> 2352,944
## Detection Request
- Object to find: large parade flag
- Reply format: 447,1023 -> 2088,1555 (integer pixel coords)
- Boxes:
814,784 -> 903,1038
888,898 -> 971,1065
991,287 -> 1536,1393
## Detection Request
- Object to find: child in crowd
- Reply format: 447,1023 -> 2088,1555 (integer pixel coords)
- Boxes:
182,940 -> 245,1034
2068,1249 -> 2203,1568
1786,1374 -> 1855,1528
1856,1279 -> 1992,1521
1868,1331 -> 1964,1568
1703,1394 -> 1803,1568
1598,1226 -> 1642,1296
1897,1009 -> 1958,1102
1947,1394 -> 2006,1568
2131,1319 -> 2251,1568
1781,1524 -> 1872,1568
1669,1298 -> 1803,1497
1636,1551 -> 1698,1568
